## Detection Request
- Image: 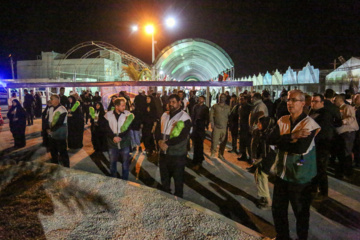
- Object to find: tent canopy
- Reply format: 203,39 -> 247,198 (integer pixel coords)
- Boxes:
154,38 -> 234,81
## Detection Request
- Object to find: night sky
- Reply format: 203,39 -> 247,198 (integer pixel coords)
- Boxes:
1,0 -> 360,79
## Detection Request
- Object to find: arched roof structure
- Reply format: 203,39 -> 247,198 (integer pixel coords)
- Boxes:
154,38 -> 234,81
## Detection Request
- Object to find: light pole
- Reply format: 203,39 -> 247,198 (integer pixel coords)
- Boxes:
132,17 -> 176,79
145,24 -> 155,63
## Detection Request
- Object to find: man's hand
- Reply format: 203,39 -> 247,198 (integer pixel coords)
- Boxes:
46,129 -> 51,134
113,136 -> 121,143
161,142 -> 168,152
210,122 -> 214,130
291,129 -> 311,140
158,140 -> 168,151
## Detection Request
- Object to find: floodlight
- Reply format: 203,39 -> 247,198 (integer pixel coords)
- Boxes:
145,25 -> 155,34
160,71 -> 164,75
132,25 -> 138,32
165,17 -> 176,28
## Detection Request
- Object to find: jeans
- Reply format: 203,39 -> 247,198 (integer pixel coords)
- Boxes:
108,146 -> 131,179
130,130 -> 141,147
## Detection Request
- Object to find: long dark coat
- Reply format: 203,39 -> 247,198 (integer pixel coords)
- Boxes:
34,94 -> 43,118
7,100 -> 27,147
90,103 -> 108,152
67,98 -> 84,149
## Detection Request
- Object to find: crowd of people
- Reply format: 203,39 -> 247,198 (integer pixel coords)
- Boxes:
6,85 -> 360,240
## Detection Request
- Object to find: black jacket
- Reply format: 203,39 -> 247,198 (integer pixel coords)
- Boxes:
309,107 -> 334,149
324,99 -> 342,129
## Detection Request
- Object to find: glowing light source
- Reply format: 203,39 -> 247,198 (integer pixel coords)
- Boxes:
160,71 -> 164,74
131,25 -> 138,32
145,25 -> 155,34
165,17 -> 176,28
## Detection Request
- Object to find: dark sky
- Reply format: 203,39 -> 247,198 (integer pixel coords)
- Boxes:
1,0 -> 360,79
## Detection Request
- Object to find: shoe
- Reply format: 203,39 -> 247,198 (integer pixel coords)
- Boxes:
313,193 -> 328,202
192,164 -> 201,171
218,155 -> 225,160
237,155 -> 248,161
228,149 -> 235,153
246,165 -> 257,173
210,153 -> 215,158
256,197 -> 272,210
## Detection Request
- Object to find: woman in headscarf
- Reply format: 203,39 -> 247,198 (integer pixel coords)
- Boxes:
141,95 -> 159,155
107,95 -> 117,111
91,102 -> 108,152
7,99 -> 27,148
34,92 -> 43,118
67,95 -> 84,149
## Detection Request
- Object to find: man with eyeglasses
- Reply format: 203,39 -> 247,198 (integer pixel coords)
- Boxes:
308,93 -> 334,201
268,90 -> 320,240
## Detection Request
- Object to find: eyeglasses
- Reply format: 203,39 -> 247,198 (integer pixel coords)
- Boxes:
311,100 -> 322,103
287,98 -> 303,103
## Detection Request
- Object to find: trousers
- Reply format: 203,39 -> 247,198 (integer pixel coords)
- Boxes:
272,177 -> 312,240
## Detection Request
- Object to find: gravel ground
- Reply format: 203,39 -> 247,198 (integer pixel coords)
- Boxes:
0,161 -> 262,240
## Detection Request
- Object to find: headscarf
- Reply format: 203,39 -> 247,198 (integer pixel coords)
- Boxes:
94,102 -> 105,118
8,99 -> 25,116
68,95 -> 77,108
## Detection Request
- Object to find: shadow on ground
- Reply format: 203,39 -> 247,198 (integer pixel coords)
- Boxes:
0,162 -> 112,240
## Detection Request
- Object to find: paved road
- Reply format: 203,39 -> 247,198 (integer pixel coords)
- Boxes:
1,119 -> 360,239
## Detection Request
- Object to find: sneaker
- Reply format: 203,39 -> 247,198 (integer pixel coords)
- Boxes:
210,153 -> 215,158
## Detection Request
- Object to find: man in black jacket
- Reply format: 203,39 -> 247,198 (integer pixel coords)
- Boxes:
46,95 -> 69,167
191,96 -> 209,168
323,89 -> 343,165
309,93 -> 335,200
237,94 -> 252,161
228,95 -> 240,153
59,87 -> 69,108
23,89 -> 35,126
157,94 -> 191,198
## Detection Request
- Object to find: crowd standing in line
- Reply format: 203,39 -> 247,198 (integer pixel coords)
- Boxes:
7,85 -> 360,240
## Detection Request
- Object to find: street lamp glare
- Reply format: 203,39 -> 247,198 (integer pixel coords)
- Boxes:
166,17 -> 176,28
131,25 -> 138,32
145,25 -> 155,34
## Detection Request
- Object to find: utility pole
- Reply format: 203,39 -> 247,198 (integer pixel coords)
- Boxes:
9,54 -> 15,79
